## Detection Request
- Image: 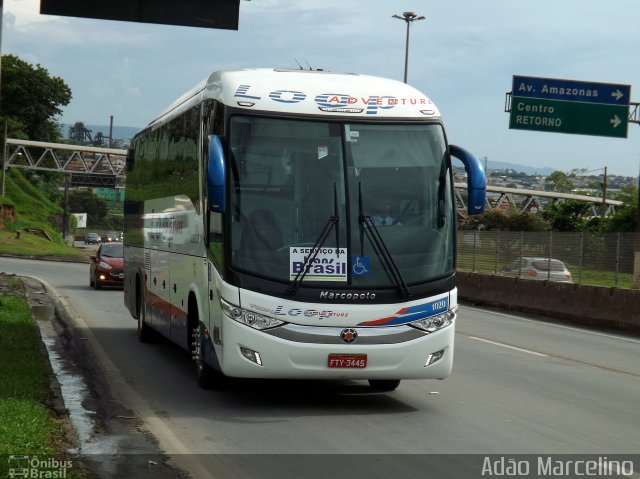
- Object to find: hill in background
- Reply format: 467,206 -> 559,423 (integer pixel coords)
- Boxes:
486,160 -> 555,176
451,158 -> 556,176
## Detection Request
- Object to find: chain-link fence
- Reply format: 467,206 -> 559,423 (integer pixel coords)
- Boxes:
457,231 -> 639,289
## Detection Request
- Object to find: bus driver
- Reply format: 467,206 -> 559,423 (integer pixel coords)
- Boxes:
372,197 -> 401,226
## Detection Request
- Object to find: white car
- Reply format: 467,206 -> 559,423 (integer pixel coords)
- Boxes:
504,257 -> 573,283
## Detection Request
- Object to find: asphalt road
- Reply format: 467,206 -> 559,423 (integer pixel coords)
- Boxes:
2,257 -> 639,478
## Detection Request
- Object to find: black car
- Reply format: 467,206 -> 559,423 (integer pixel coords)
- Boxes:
105,231 -> 122,242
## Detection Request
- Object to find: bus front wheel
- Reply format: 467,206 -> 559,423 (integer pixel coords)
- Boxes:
192,325 -> 225,389
137,284 -> 153,342
368,379 -> 401,392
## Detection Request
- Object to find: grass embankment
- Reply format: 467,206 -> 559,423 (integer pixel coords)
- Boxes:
0,169 -> 88,262
0,278 -> 85,477
0,229 -> 88,262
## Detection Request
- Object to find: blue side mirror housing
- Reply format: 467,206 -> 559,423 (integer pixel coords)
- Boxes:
449,145 -> 486,215
449,145 -> 487,215
207,135 -> 226,213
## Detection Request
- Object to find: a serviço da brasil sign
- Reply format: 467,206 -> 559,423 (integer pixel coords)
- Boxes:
509,75 -> 631,138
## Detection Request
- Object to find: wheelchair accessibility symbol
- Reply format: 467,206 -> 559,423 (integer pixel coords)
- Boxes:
351,256 -> 370,276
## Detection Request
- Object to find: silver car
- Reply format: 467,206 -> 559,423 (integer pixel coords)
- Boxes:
504,257 -> 573,283
84,232 -> 101,245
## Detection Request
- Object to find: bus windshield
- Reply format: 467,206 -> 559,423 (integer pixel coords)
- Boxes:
228,115 -> 454,289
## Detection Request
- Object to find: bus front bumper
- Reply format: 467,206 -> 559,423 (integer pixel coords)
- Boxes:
217,319 -> 455,380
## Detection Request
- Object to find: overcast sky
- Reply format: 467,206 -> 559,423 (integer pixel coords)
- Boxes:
3,0 -> 640,176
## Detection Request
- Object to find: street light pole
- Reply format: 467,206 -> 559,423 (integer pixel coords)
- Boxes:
392,11 -> 425,83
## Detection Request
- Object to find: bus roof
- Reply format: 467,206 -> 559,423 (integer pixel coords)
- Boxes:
151,68 -> 441,125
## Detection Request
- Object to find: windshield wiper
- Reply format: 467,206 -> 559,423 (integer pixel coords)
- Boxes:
358,183 -> 411,299
287,184 -> 340,295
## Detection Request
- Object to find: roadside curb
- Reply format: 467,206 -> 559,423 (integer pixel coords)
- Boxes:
0,252 -> 90,264
14,274 -> 182,478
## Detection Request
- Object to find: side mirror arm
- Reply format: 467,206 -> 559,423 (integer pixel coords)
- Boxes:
449,145 -> 486,215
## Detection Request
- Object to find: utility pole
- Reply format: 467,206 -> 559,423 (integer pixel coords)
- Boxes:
392,11 -> 425,84
63,174 -> 69,243
1,122 -> 6,197
1,0 -> 5,198
108,115 -> 113,148
601,166 -> 608,218
635,162 -> 640,288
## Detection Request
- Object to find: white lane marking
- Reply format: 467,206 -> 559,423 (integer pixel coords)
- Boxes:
468,336 -> 548,357
461,305 -> 640,344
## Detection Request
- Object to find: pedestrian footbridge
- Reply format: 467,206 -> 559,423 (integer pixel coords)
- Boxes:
455,183 -> 623,218
1,138 -> 624,217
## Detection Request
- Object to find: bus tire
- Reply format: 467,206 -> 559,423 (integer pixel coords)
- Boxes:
196,355 -> 216,389
192,324 -> 225,390
368,379 -> 401,392
137,284 -> 153,343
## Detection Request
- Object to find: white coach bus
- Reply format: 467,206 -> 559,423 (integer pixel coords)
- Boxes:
123,68 -> 486,391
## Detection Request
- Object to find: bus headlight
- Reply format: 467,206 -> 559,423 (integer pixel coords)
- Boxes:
220,298 -> 286,330
409,307 -> 456,333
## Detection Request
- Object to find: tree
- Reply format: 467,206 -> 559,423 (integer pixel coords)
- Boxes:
542,200 -> 592,231
22,171 -> 64,204
601,183 -> 638,232
612,183 -> 638,206
459,208 -> 550,231
544,170 -> 574,193
68,190 -> 108,227
0,54 -> 72,142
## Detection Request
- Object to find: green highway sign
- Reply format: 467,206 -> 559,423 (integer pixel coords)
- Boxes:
509,97 -> 629,138
509,75 -> 631,138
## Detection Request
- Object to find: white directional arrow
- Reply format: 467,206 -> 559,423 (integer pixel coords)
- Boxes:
611,89 -> 624,101
610,115 -> 622,128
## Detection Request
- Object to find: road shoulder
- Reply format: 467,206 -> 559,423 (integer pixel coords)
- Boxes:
16,274 -> 187,479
